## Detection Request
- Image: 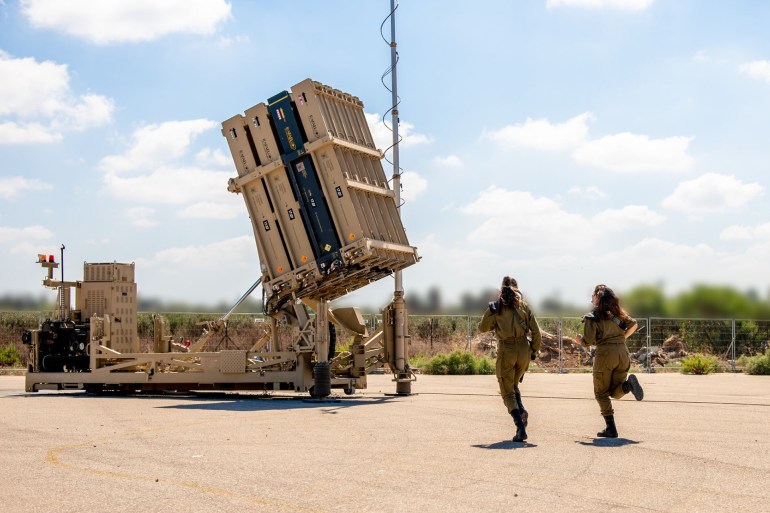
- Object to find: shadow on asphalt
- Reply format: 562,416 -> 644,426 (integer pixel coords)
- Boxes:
10,390 -> 403,411
575,438 -> 640,447
154,395 -> 402,411
472,441 -> 538,450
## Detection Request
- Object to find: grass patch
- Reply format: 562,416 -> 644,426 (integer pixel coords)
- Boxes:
738,350 -> 770,375
0,344 -> 22,367
417,350 -> 495,375
681,353 -> 721,375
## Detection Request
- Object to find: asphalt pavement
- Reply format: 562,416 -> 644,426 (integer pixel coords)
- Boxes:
1,372 -> 768,513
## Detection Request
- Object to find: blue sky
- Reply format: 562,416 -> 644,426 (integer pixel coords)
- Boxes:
2,0 -> 770,311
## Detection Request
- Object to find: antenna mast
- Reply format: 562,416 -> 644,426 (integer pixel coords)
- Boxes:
389,0 -> 402,295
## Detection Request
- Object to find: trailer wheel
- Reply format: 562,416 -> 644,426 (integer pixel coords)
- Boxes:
84,384 -> 103,395
311,361 -> 331,398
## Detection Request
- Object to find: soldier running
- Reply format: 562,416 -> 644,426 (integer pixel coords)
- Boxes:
576,284 -> 644,438
479,276 -> 542,442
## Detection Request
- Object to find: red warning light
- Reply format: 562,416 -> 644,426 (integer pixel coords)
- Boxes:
48,255 -> 55,263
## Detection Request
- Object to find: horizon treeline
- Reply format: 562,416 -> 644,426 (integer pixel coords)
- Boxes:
406,283 -> 770,319
3,283 -> 770,319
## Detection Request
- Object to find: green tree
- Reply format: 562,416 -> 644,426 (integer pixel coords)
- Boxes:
623,285 -> 669,317
671,285 -> 755,318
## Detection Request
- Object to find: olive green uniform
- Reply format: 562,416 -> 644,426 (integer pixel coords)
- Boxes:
479,303 -> 542,414
581,313 -> 637,416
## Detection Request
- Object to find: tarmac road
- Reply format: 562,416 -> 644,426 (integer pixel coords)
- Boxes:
1,372 -> 769,513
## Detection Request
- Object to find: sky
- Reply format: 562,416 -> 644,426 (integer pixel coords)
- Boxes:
2,0 -> 770,313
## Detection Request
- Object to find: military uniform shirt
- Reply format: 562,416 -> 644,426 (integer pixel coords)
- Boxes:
479,303 -> 542,354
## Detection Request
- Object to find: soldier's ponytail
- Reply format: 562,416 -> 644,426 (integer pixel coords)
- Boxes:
499,284 -> 522,309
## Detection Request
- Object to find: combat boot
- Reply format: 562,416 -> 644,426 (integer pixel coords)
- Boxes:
621,374 -> 644,401
597,415 -> 618,438
515,392 -> 528,427
511,410 -> 528,442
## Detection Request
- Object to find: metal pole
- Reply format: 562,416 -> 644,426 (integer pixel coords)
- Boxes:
647,318 -> 652,373
467,315 -> 472,351
388,0 -> 411,394
220,277 -> 262,322
59,244 -> 65,320
731,319 -> 736,372
557,318 -> 563,373
390,0 -> 402,296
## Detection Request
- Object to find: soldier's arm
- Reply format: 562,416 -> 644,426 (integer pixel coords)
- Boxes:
623,316 -> 638,339
528,308 -> 542,354
478,308 -> 495,333
582,315 -> 598,346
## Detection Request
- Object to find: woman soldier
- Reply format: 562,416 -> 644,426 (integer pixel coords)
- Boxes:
576,284 -> 644,438
479,276 -> 542,442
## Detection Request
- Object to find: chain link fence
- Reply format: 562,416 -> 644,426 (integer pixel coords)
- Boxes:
2,311 -> 768,372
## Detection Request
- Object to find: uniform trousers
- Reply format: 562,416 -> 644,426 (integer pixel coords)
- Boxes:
592,342 -> 630,416
496,338 -> 530,414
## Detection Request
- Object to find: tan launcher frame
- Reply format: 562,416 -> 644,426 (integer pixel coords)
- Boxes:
25,79 -> 417,395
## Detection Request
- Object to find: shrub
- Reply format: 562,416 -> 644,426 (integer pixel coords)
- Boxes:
0,344 -> 22,367
421,350 -> 495,375
739,350 -> 770,375
681,353 -> 721,375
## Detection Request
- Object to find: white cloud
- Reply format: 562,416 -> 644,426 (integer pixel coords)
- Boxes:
432,155 -> 463,168
0,50 -> 69,117
0,225 -> 53,243
0,51 -> 113,143
692,50 -> 710,63
568,185 -> 607,199
720,223 -> 770,241
546,0 -> 655,10
104,166 -> 232,205
137,235 -> 254,269
406,233 -> 498,290
99,119 -> 238,220
0,176 -> 52,199
487,112 -> 593,152
99,119 -> 218,174
591,205 -> 665,231
596,238 -> 718,290
487,112 -> 694,173
662,173 -> 763,217
178,201 -> 243,220
365,112 -> 432,153
21,0 -> 231,45
195,147 -> 232,168
218,34 -> 250,48
126,206 -> 157,228
461,187 -> 664,254
0,121 -> 62,144
572,132 -> 694,173
740,60 -> 770,83
611,238 -> 715,268
53,93 -> 114,130
399,171 -> 428,203
462,186 -> 593,249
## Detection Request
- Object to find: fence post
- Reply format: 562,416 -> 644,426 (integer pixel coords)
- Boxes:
467,315 -> 471,352
557,317 -> 563,373
732,319 -> 736,372
646,317 -> 652,373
